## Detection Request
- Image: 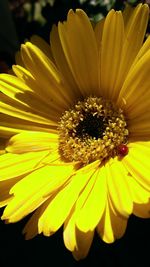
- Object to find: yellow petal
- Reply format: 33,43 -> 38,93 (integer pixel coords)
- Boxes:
122,4 -> 133,27
39,163 -> 97,235
21,42 -> 71,108
6,131 -> 58,153
114,4 -> 149,95
133,35 -> 150,65
2,164 -> 74,222
23,202 -> 48,240
58,9 -> 99,96
117,49 -> 150,119
106,158 -> 133,217
0,113 -> 58,138
64,205 -> 94,260
94,18 -> 105,50
72,228 -> 94,260
22,42 -> 60,83
133,201 -> 150,218
100,10 -> 124,100
97,199 -> 127,243
0,93 -> 57,126
0,73 -> 61,122
50,25 -> 81,100
75,165 -> 107,232
0,150 -> 50,181
0,178 -> 19,207
63,207 -> 77,252
126,175 -> 150,218
63,161 -> 100,252
122,141 -> 150,191
128,113 -> 150,137
30,35 -> 54,61
12,65 -> 64,115
15,51 -> 25,67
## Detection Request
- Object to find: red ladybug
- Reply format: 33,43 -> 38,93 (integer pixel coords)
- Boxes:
118,144 -> 128,157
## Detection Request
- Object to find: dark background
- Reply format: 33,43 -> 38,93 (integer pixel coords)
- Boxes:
0,1 -> 150,266
0,214 -> 149,266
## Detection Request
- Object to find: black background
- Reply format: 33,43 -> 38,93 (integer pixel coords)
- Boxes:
0,214 -> 149,267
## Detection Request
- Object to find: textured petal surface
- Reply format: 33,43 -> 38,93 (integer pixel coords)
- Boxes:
97,199 -> 127,243
0,113 -> 58,138
0,150 -> 50,181
75,165 -> 107,232
106,158 -> 133,217
100,10 -> 124,100
0,93 -> 56,126
58,9 -> 99,96
63,208 -> 94,260
2,165 -> 74,222
122,142 -> 150,191
30,35 -> 54,61
6,131 -> 58,153
117,50 -> 150,118
50,25 -> 81,100
114,4 -> 149,94
38,161 -> 100,235
72,228 -> 94,260
12,65 -> 64,116
21,42 -> 71,108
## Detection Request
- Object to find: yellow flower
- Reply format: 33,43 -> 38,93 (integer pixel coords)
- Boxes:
0,3 -> 150,260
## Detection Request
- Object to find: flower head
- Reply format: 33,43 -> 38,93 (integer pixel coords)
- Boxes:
0,4 -> 150,260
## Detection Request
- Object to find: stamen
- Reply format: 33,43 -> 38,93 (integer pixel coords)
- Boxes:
58,97 -> 129,165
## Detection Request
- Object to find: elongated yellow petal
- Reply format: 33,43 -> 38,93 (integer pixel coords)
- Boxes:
0,93 -> 57,126
72,228 -> 94,260
30,35 -> 54,61
21,42 -> 71,108
128,113 -> 150,137
12,65 -> 65,115
64,206 -> 94,260
0,150 -> 52,181
2,164 -> 74,222
58,9 -> 99,96
106,158 -> 133,217
0,74 -> 61,122
15,51 -> 25,67
133,35 -> 150,65
0,73 -> 32,92
50,25 -> 81,100
23,200 -> 51,239
63,162 -> 100,252
122,4 -> 133,27
22,42 -> 60,83
0,178 -> 19,207
94,18 -> 105,50
63,207 -> 77,252
0,113 -> 58,138
122,142 -> 150,191
100,10 -> 124,100
97,200 -> 127,243
6,131 -> 58,153
39,163 -> 97,235
75,166 -> 107,231
133,201 -> 150,218
127,173 -> 150,218
117,49 -> 150,120
115,4 -> 149,94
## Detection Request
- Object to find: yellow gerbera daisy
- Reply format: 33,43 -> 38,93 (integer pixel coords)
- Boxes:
0,3 -> 150,260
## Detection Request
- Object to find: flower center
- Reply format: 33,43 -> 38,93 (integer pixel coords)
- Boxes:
58,97 -> 129,165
